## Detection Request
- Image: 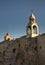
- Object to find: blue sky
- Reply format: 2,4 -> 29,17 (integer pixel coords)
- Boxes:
0,0 -> 45,41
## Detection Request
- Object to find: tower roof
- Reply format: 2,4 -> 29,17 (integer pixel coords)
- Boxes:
30,13 -> 35,20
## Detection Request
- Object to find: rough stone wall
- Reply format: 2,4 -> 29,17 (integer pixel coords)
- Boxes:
37,34 -> 45,65
0,34 -> 45,65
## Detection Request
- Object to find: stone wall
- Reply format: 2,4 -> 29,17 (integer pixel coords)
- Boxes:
0,34 -> 45,65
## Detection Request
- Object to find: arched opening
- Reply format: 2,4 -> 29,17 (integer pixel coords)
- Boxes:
33,26 -> 37,34
27,26 -> 31,34
28,28 -> 31,34
8,38 -> 10,41
13,48 -> 16,53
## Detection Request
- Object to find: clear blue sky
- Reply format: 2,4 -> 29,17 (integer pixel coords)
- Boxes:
0,0 -> 45,41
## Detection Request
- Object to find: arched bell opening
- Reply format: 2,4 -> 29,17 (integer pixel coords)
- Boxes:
27,26 -> 31,35
28,28 -> 31,34
33,25 -> 37,34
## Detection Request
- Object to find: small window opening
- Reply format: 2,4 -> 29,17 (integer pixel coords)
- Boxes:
26,47 -> 28,52
13,48 -> 16,53
40,46 -> 42,49
9,64 -> 11,65
19,44 -> 20,47
34,46 -> 37,51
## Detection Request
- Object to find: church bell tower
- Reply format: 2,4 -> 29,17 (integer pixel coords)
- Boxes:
26,13 -> 39,38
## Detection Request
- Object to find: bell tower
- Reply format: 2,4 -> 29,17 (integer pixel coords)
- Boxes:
26,13 -> 39,38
